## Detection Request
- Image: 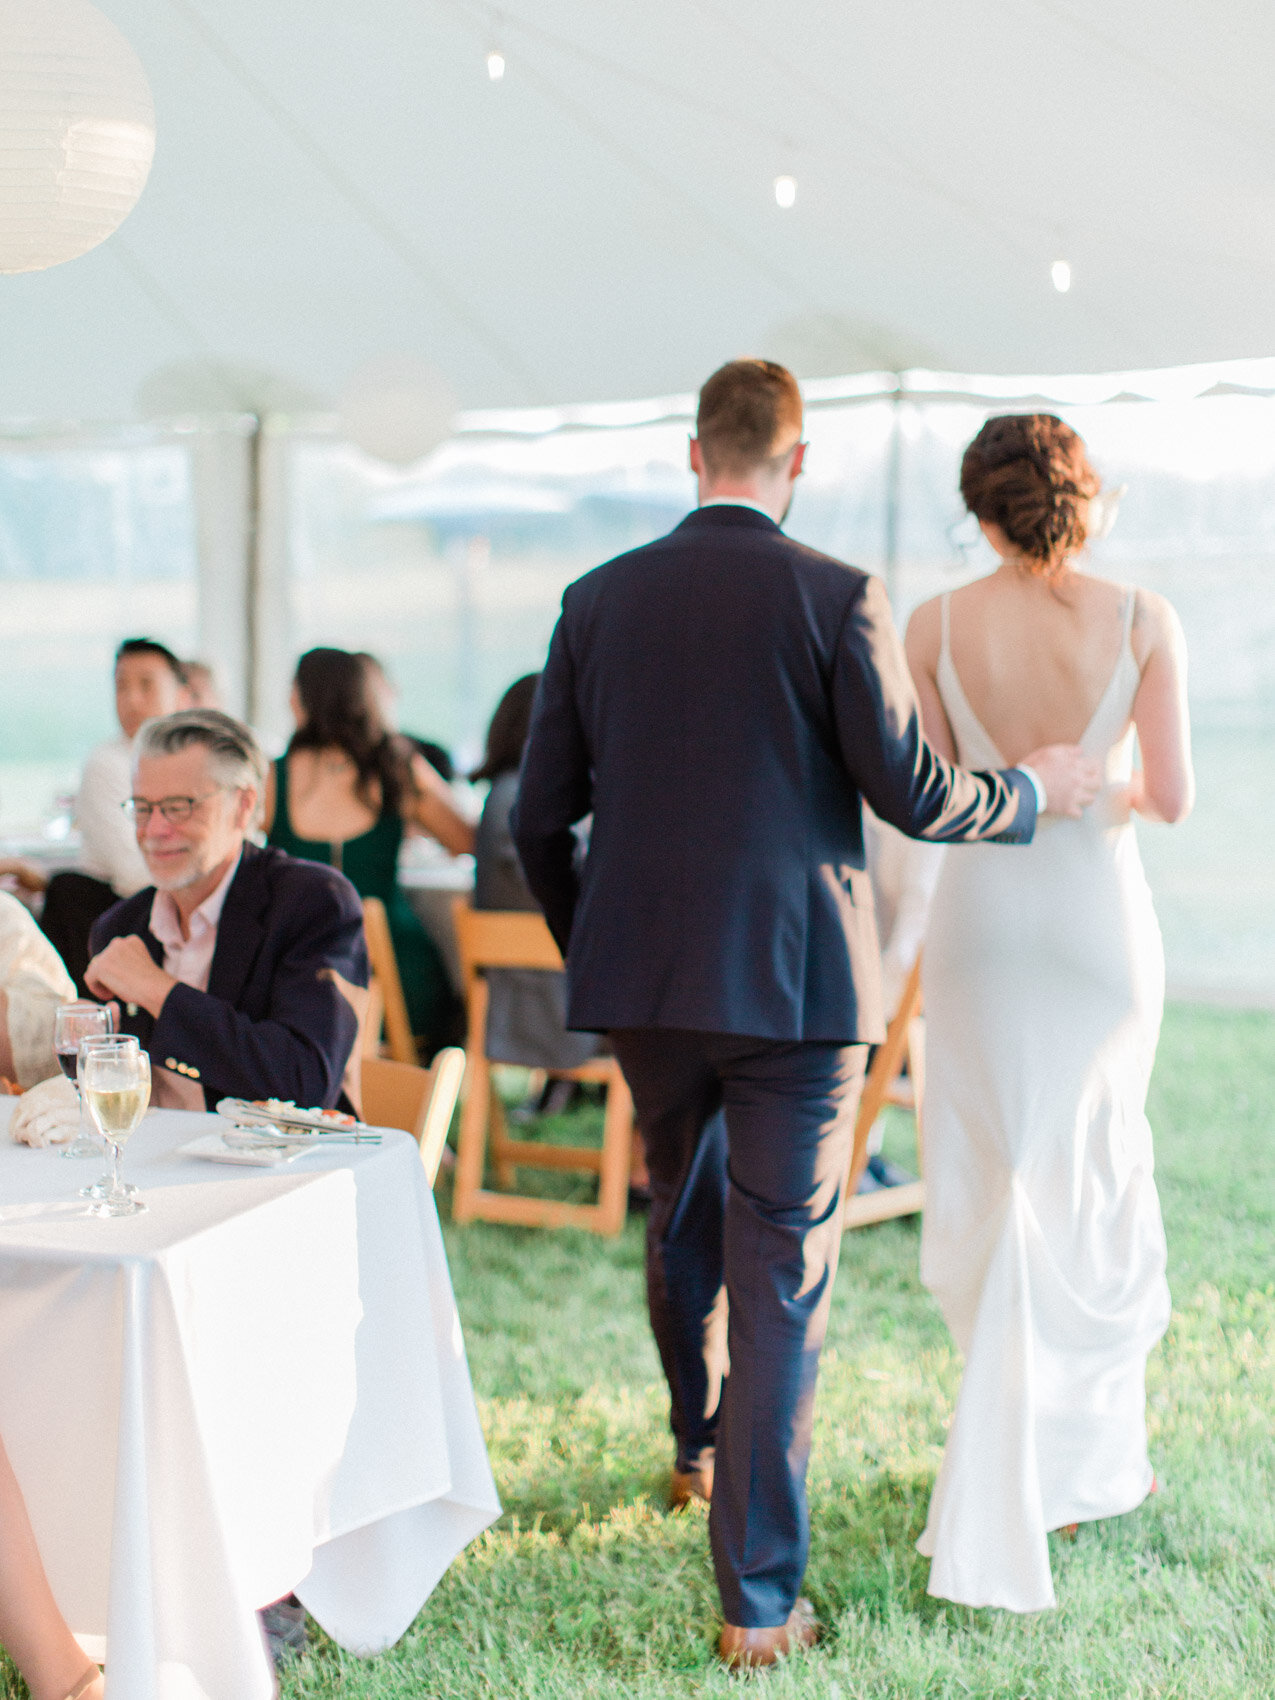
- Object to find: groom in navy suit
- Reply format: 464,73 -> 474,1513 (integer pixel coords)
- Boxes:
512,360 -> 1097,1665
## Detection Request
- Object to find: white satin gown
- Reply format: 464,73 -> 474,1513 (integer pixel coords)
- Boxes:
915,588 -> 1171,1612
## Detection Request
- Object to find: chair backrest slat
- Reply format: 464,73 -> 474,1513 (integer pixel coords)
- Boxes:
362,1047 -> 466,1187
419,1047 -> 466,1185
363,896 -> 417,1063
452,903 -> 564,975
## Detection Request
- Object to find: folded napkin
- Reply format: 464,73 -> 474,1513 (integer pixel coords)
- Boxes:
11,1074 -> 83,1147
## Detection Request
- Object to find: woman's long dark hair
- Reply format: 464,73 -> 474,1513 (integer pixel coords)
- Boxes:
288,647 -> 407,813
470,674 -> 540,782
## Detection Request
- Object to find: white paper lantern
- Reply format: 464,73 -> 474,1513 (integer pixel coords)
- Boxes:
340,357 -> 458,466
0,0 -> 155,275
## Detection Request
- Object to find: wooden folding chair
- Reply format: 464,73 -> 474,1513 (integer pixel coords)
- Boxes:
362,1047 -> 466,1186
842,954 -> 927,1229
362,896 -> 417,1064
450,899 -> 634,1235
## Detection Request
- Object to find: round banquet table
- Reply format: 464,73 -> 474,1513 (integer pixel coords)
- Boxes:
0,1102 -> 500,1700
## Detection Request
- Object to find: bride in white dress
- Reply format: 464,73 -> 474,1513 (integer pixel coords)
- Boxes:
904,413 -> 1194,1613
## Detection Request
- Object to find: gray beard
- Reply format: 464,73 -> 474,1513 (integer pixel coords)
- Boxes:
147,860 -> 210,893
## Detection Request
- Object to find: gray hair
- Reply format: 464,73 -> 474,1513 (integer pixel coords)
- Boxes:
133,709 -> 266,794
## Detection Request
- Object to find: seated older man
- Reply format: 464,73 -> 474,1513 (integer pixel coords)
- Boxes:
86,709 -> 368,1112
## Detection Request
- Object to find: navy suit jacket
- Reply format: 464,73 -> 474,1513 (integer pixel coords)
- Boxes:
89,842 -> 369,1110
512,504 -> 1037,1045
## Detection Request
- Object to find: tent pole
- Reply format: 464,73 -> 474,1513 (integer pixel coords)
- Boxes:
883,376 -> 904,608
244,414 -> 262,724
190,414 -> 257,722
246,416 -> 296,749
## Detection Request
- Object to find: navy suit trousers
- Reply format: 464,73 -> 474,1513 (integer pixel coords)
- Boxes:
610,1029 -> 868,1628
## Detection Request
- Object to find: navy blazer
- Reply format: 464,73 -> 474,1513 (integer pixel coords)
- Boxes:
89,842 -> 369,1110
512,505 -> 1037,1045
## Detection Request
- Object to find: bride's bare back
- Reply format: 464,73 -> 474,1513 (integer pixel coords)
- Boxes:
906,561 -> 1194,823
922,569 -> 1128,759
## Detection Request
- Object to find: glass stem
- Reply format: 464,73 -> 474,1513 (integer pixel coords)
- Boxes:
109,1141 -> 122,1199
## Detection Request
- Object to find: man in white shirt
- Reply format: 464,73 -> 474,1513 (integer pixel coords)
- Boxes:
34,640 -> 190,990
79,639 -> 191,898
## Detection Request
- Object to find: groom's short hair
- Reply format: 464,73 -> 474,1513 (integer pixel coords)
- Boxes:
696,360 -> 803,476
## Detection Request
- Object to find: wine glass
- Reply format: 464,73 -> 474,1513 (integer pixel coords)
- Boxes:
77,1035 -> 142,1200
52,1001 -> 114,1159
81,1043 -> 150,1219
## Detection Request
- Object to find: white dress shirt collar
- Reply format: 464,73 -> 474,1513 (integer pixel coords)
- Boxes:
148,852 -> 241,994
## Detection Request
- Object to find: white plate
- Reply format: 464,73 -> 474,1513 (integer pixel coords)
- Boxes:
178,1133 -> 327,1168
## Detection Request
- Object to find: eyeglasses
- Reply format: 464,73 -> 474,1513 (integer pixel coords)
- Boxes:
122,790 -> 225,825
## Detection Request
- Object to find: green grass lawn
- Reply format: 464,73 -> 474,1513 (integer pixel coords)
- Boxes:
275,1004 -> 1275,1699
4,1006 -> 1272,1699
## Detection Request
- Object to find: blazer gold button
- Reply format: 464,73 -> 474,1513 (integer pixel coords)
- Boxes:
165,1057 -> 177,1069
189,1068 -> 200,1080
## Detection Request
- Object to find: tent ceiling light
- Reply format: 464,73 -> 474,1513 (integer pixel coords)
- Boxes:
774,174 -> 797,209
1051,259 -> 1072,293
0,0 -> 155,275
486,49 -> 506,81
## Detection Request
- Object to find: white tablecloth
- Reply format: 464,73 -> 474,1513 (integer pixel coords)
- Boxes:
0,1104 -> 500,1700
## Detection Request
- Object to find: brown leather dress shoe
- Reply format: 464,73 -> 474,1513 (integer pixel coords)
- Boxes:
669,1462 -> 714,1509
719,1598 -> 820,1669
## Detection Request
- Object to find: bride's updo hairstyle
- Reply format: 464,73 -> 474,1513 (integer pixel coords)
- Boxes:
960,413 -> 1100,578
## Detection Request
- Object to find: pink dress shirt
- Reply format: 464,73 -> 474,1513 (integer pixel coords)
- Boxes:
148,855 -> 240,1110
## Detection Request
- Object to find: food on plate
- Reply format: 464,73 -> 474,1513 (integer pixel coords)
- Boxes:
215,1097 -> 367,1134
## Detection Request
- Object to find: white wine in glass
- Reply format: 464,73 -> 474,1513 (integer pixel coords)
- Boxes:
77,1034 -> 141,1201
82,1045 -> 150,1218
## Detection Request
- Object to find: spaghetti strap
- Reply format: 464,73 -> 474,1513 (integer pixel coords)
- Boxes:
939,591 -> 952,660
1123,586 -> 1137,649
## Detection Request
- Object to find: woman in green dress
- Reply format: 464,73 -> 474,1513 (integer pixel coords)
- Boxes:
264,648 -> 472,1055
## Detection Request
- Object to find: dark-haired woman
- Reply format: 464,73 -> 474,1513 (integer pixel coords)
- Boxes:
264,649 -> 472,1054
904,414 -> 1193,1612
471,675 -> 604,1076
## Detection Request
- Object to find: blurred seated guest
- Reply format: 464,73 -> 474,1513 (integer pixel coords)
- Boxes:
28,639 -> 190,993
265,648 -> 470,1056
86,710 -> 368,1112
10,1075 -> 81,1148
473,675 -> 604,1076
0,1434 -> 103,1700
76,639 -> 190,900
181,658 -> 222,710
474,682 -> 646,1186
0,893 -> 75,1088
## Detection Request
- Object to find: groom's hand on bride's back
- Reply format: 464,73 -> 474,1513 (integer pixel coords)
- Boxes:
1020,745 -> 1103,818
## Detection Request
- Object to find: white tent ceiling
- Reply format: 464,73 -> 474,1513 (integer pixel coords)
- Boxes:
3,0 -> 1275,421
